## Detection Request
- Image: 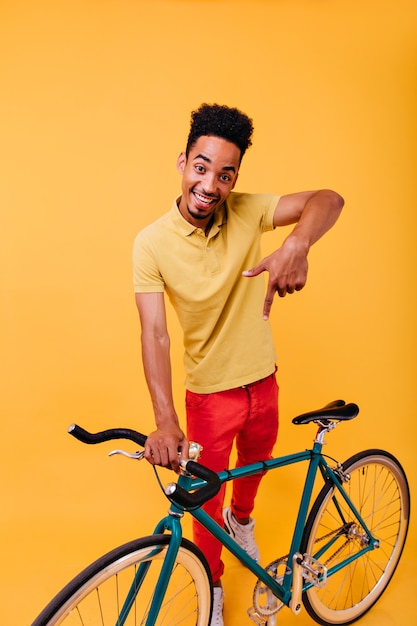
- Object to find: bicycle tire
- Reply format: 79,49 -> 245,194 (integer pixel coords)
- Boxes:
32,534 -> 212,626
300,449 -> 410,626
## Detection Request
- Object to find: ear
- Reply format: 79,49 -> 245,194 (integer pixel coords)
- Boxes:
177,152 -> 186,174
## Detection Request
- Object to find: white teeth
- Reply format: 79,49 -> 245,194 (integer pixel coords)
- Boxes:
194,192 -> 214,204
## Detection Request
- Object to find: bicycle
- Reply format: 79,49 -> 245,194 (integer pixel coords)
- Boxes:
32,399 -> 410,626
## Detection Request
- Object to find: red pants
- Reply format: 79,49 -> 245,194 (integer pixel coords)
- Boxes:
186,372 -> 279,582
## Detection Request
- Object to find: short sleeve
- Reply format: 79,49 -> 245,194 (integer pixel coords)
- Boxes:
132,231 -> 165,293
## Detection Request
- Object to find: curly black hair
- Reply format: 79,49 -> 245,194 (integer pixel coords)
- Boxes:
185,103 -> 254,161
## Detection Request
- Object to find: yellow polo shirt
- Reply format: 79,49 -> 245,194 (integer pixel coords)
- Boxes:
133,191 -> 280,393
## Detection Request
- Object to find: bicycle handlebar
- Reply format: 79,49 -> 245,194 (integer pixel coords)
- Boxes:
68,424 -> 221,508
165,460 -> 221,508
68,424 -> 147,447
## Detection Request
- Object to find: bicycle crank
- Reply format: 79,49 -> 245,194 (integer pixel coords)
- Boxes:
248,558 -> 287,623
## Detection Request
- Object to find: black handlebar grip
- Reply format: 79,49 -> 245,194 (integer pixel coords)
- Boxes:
68,424 -> 147,447
168,460 -> 221,508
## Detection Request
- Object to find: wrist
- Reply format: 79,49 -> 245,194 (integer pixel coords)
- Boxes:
283,232 -> 310,256
154,411 -> 180,430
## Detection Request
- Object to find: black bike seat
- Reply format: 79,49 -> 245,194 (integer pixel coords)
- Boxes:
292,400 -> 359,425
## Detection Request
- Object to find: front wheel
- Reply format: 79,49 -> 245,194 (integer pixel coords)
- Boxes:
32,534 -> 212,625
301,449 -> 410,626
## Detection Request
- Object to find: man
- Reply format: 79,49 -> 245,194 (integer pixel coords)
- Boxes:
133,103 -> 343,625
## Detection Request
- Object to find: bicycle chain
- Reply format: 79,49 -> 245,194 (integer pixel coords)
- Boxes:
312,525 -> 351,566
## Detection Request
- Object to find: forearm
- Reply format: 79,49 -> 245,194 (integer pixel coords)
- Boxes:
141,330 -> 179,429
140,328 -> 188,470
284,189 -> 344,252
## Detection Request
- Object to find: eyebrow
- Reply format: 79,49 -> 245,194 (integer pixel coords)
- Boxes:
193,153 -> 237,173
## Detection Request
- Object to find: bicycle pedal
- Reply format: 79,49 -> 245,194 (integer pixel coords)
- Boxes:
301,554 -> 327,588
247,607 -> 267,625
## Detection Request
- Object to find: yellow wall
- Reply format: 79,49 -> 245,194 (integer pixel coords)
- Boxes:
1,1 -> 415,624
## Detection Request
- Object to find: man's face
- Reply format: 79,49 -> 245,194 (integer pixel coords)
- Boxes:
177,135 -> 240,230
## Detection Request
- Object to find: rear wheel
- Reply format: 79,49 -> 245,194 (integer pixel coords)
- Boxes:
32,534 -> 212,625
301,450 -> 409,625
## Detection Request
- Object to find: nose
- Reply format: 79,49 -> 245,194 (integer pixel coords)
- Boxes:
202,173 -> 217,195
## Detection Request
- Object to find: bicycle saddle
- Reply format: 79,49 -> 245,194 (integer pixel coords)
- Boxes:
292,400 -> 359,425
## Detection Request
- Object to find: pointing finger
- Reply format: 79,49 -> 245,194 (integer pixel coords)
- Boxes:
242,263 -> 265,278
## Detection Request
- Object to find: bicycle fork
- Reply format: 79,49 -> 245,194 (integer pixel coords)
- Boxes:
116,514 -> 183,626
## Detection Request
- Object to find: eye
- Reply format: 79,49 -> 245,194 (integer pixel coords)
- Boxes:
195,164 -> 205,173
220,174 -> 232,182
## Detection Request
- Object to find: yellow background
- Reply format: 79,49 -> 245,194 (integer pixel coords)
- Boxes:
1,1 -> 415,624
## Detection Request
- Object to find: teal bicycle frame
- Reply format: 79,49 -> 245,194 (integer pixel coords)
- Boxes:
123,435 -> 380,626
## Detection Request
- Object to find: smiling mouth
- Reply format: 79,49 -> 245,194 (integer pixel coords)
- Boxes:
193,190 -> 219,206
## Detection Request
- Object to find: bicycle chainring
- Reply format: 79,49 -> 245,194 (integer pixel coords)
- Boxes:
252,558 -> 287,617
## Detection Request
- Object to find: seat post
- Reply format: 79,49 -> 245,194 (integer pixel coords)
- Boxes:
313,420 -> 338,446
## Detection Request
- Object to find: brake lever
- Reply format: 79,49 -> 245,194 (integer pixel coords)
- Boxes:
108,449 -> 145,460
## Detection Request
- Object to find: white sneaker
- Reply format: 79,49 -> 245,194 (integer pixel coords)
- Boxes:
223,506 -> 260,562
210,586 -> 224,626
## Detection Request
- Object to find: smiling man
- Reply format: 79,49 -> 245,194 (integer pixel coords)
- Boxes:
133,103 -> 344,625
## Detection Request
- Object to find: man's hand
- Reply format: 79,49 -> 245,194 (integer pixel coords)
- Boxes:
242,235 -> 309,319
144,424 -> 189,473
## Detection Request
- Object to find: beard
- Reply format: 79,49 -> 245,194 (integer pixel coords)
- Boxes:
187,206 -> 209,221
